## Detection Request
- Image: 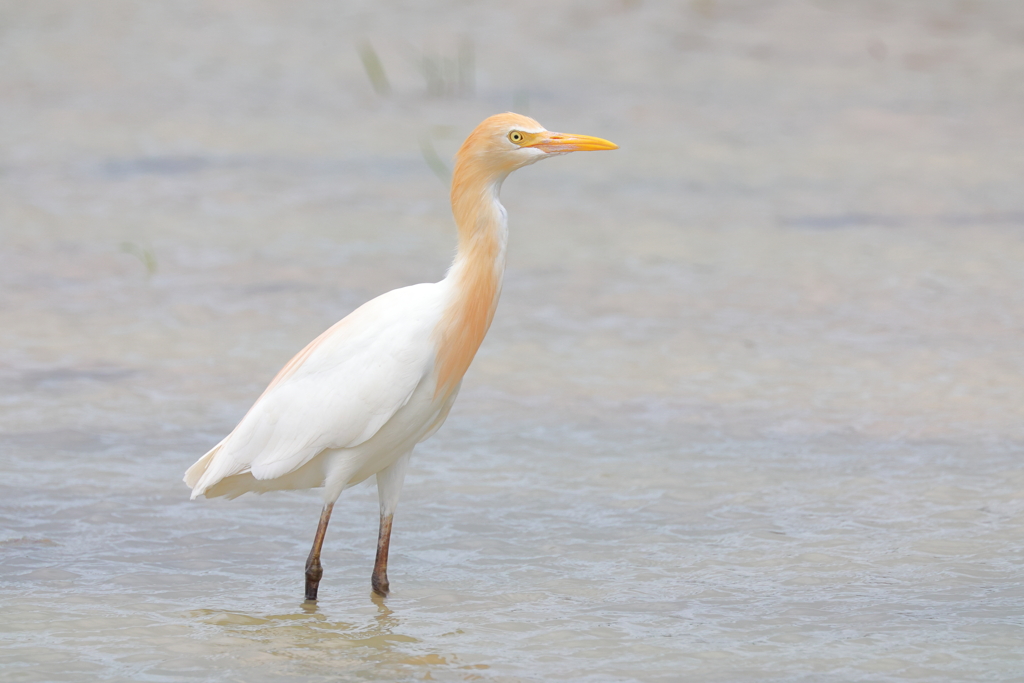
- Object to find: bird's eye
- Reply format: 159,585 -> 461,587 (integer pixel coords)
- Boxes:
508,131 -> 524,144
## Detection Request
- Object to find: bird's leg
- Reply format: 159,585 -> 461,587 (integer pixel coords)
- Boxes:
372,512 -> 394,596
373,451 -> 410,597
304,502 -> 334,602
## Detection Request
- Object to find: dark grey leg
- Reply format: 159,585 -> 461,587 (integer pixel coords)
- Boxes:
304,502 -> 334,601
371,512 -> 394,596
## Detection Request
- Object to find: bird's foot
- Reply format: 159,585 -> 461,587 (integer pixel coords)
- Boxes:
305,558 -> 324,601
371,572 -> 389,597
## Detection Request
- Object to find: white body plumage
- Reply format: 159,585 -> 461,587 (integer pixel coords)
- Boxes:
185,238 -> 503,505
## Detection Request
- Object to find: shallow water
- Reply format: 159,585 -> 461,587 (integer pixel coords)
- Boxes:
3,1 -> 1024,681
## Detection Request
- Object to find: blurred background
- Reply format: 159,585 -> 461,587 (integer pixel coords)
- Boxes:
2,1 -> 1023,681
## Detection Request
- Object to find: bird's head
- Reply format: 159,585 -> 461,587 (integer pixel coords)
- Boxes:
455,112 -> 618,180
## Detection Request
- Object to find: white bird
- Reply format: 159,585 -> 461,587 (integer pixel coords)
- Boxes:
184,113 -> 617,600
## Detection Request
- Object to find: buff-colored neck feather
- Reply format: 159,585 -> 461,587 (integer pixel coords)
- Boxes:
433,143 -> 511,397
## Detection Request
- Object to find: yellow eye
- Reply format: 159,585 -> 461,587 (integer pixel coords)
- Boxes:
508,131 -> 525,144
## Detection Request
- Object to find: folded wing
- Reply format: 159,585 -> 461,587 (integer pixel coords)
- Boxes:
185,283 -> 444,498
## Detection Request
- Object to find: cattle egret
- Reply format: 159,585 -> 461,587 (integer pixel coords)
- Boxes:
184,113 -> 617,600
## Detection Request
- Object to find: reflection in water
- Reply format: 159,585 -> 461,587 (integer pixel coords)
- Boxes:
370,591 -> 397,634
184,596 -> 477,679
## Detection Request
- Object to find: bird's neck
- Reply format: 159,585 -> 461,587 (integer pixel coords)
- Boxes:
433,161 -> 510,396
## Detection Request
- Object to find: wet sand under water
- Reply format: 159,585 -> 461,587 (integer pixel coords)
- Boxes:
2,1 -> 1024,681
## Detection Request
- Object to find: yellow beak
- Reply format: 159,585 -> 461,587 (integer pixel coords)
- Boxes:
525,131 -> 619,153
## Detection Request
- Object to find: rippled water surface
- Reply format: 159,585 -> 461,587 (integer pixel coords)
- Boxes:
3,1 -> 1024,681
